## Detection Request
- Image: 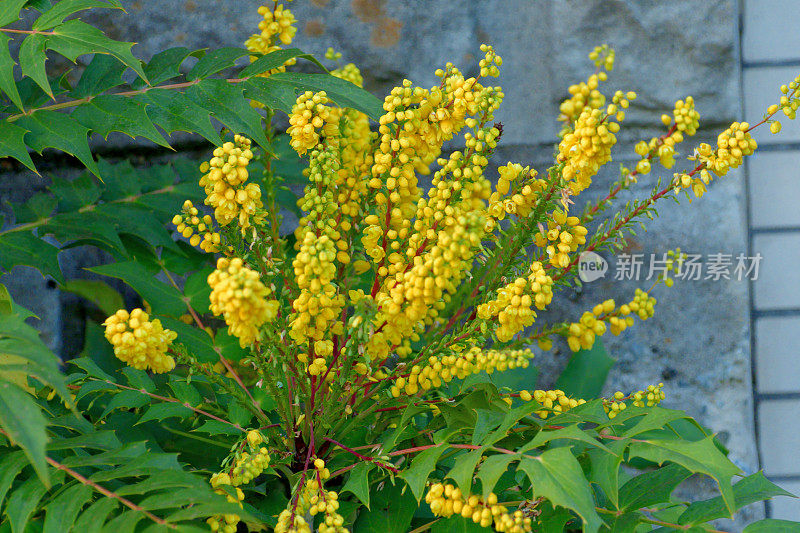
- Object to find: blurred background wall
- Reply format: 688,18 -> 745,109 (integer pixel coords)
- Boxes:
2,0 -> 798,524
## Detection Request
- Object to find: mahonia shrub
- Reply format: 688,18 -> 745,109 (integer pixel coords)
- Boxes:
0,2 -> 799,532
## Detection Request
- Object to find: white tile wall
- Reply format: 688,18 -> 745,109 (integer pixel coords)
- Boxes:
751,233 -> 800,310
743,66 -> 800,144
757,399 -> 800,476
743,0 -> 800,63
755,317 -> 800,393
748,151 -> 800,228
770,480 -> 800,521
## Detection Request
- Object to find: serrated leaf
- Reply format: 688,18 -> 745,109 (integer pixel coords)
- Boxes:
471,408 -> 504,446
0,284 -> 11,315
137,89 -> 221,146
140,46 -> 192,87
72,52 -> 126,97
17,109 -> 100,177
239,48 -> 322,78
618,463 -> 691,511
341,462 -> 373,510
678,471 -> 795,525
6,471 -> 64,533
587,440 -> 627,509
168,377 -> 201,406
0,451 -> 29,511
518,447 -> 602,533
19,33 -> 52,98
400,444 -> 447,501
99,389 -> 148,419
11,191 -> 56,223
446,448 -> 483,495
244,72 -> 383,119
0,121 -> 36,171
42,211 -> 125,252
187,47 -> 249,80
89,261 -> 185,316
0,231 -> 63,283
628,436 -> 741,517
50,172 -> 100,211
193,420 -> 240,436
135,402 -> 192,425
46,19 -> 147,83
71,94 -> 169,147
186,79 -> 270,150
555,341 -> 614,399
0,0 -> 29,27
159,317 -> 218,363
0,34 -> 24,111
33,0 -> 121,30
74,498 -> 119,533
61,279 -> 123,316
42,482 -> 93,533
476,454 -> 517,498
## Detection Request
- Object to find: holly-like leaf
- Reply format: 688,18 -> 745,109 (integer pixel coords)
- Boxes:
341,462 -> 373,510
476,454 -> 517,499
743,519 -> 800,532
0,0 -> 29,27
136,402 -> 193,425
400,444 -> 447,501
140,46 -> 193,87
0,122 -> 36,171
72,52 -> 126,97
137,89 -> 221,146
42,483 -> 93,533
17,109 -> 100,177
0,231 -> 63,282
352,481 -> 417,533
239,48 -> 323,78
19,33 -> 53,98
186,79 -> 270,150
71,94 -> 169,147
46,19 -> 147,83
33,0 -> 121,30
618,463 -> 691,511
50,172 -> 100,211
89,261 -> 186,316
518,448 -> 602,533
0,34 -> 24,111
0,378 -> 51,487
187,47 -> 249,80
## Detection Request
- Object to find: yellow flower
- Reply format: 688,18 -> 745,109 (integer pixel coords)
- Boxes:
102,309 -> 177,373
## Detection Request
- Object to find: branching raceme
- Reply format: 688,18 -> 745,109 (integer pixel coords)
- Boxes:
1,2 -> 800,533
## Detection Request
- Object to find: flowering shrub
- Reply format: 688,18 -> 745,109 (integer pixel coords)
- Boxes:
1,1 -> 799,532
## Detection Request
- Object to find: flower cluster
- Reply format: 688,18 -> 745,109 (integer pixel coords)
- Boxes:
172,200 -> 222,252
244,3 -> 298,76
604,384 -> 666,418
477,262 -> 553,342
288,91 -> 332,156
275,459 -> 345,533
425,483 -> 532,532
633,96 -> 701,177
199,135 -> 263,231
102,309 -> 177,373
206,472 -> 245,533
519,389 -> 587,419
486,163 -> 546,230
208,258 -> 279,347
391,347 -> 532,397
558,90 -> 635,194
566,291 -> 655,352
533,210 -> 588,268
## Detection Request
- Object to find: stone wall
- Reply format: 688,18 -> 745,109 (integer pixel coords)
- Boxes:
0,0 -> 761,525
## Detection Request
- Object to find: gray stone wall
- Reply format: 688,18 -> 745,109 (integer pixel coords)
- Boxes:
1,0 -> 761,525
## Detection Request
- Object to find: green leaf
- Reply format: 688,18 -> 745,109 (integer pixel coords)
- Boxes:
50,172 -> 100,211
0,231 -> 63,283
352,481 -> 417,533
0,0 -> 29,27
194,420 -> 240,436
89,261 -> 185,316
0,34 -> 24,111
618,463 -> 691,511
186,79 -> 270,150
678,471 -> 795,525
140,46 -> 192,86
73,498 -> 119,533
517,447 -> 603,533
0,451 -> 29,511
11,191 -> 56,223
19,33 -> 53,98
0,122 -> 36,172
71,94 -> 169,147
61,279 -> 124,316
628,436 -> 741,517
168,377 -> 201,407
471,409 -> 505,446
586,440 -> 627,509
623,407 -> 693,438
137,89 -> 221,146
239,48 -> 323,78
17,110 -> 100,177
0,284 -> 11,315
159,317 -> 219,363
519,424 -> 613,454
187,47 -> 249,80
46,19 -> 147,82
72,52 -> 126,97
341,462 -> 373,510
5,472 -> 63,533
42,211 -> 124,252
555,341 -> 614,399
33,0 -> 121,30
400,444 -> 447,501
99,389 -> 148,419
446,448 -> 483,495
136,402 -> 193,425
42,483 -> 93,533
476,454 -> 517,498
743,519 -> 800,532
244,72 -> 383,119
